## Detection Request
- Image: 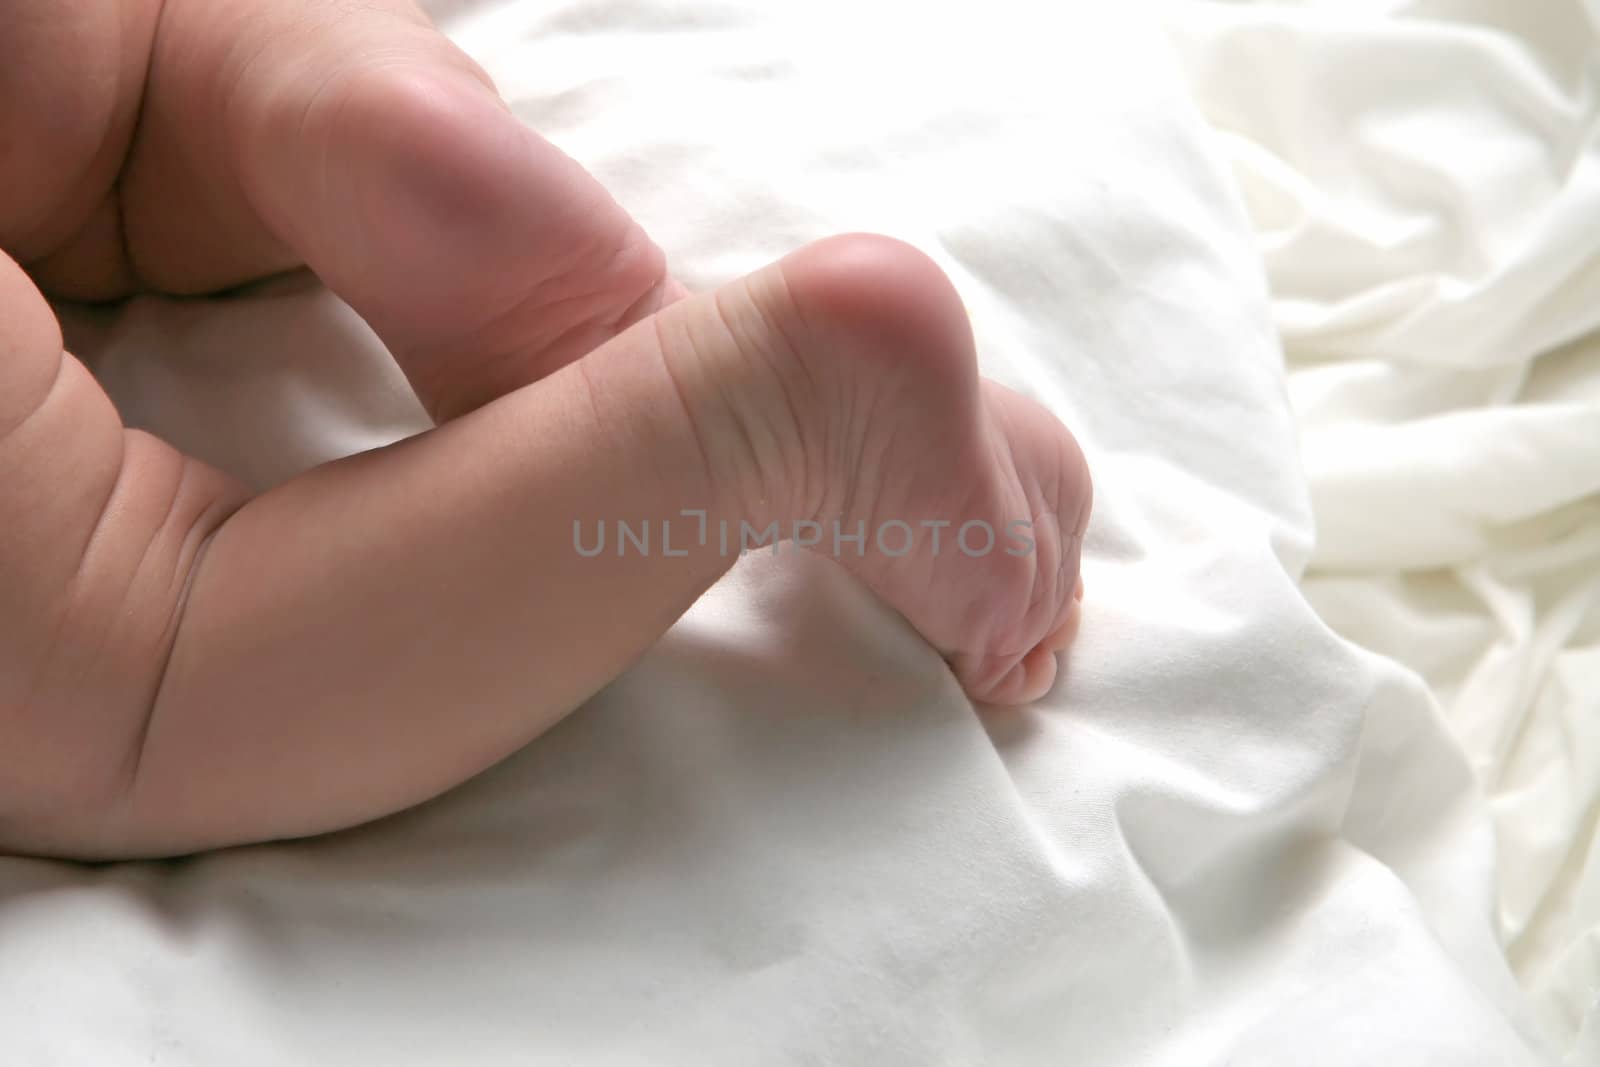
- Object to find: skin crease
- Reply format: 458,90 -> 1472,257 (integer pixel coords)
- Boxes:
0,0 -> 1091,860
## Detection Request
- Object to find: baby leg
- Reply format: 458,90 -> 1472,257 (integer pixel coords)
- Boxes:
0,235 -> 1089,860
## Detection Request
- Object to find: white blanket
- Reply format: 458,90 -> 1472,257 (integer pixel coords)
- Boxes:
3,0 -> 1588,1062
1166,1 -> 1600,1059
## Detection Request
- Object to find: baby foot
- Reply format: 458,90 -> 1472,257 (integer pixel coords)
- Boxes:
716,235 -> 1093,704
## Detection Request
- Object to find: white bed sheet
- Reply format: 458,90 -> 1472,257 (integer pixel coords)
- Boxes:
1165,1 -> 1600,1059
0,0 -> 1580,1062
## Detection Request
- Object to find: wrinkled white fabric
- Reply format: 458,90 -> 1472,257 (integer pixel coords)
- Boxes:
0,0 -> 1576,1063
1165,2 -> 1599,1060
